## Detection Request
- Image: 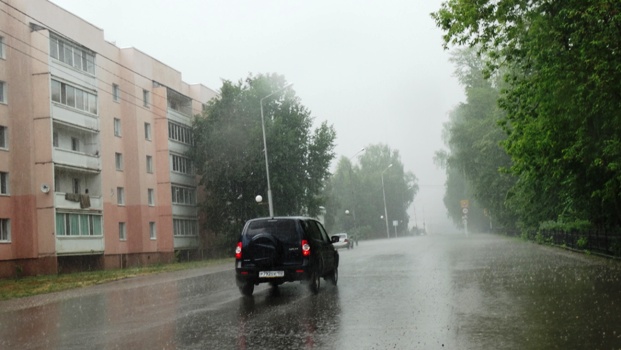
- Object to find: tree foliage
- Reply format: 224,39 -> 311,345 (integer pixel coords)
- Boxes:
190,73 -> 336,243
436,48 -> 516,232
324,144 -> 418,238
433,1 -> 621,231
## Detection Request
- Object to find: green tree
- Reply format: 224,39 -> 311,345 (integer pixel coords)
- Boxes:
325,144 -> 417,239
433,1 -> 621,231
190,73 -> 336,246
435,48 -> 516,232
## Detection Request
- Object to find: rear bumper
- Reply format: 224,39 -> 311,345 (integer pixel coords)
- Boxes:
235,261 -> 311,286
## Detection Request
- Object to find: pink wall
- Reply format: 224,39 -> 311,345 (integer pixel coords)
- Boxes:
0,0 -> 217,277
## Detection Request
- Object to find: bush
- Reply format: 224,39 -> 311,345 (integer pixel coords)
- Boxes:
538,219 -> 593,233
535,232 -> 552,245
576,236 -> 588,249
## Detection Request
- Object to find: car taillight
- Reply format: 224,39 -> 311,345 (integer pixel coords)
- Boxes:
235,242 -> 242,259
301,240 -> 311,257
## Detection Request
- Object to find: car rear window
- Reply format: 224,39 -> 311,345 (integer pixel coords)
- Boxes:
245,219 -> 300,244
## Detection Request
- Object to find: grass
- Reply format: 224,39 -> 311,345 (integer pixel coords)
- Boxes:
0,258 -> 233,301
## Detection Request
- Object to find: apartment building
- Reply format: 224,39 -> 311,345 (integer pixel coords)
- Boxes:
0,0 -> 217,277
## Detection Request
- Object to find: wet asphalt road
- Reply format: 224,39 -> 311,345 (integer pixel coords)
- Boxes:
1,233 -> 621,349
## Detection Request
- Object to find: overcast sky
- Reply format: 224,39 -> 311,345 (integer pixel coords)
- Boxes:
51,0 -> 464,233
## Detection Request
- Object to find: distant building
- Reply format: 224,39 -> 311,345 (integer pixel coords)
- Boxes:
0,0 -> 217,277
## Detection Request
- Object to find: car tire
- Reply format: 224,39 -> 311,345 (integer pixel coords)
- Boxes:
327,267 -> 338,286
240,282 -> 254,297
308,270 -> 321,294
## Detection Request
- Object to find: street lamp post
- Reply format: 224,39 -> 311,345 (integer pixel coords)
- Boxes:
381,164 -> 393,239
348,148 -> 365,230
260,83 -> 293,217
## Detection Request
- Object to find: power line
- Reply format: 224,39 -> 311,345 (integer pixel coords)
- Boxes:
0,29 -> 154,116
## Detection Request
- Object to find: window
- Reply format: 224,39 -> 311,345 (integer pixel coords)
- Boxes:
0,219 -> 10,242
305,220 -> 324,244
112,84 -> 120,102
114,118 -> 121,137
148,188 -> 155,206
168,122 -> 193,145
0,126 -> 7,149
52,132 -> 58,147
119,222 -> 126,240
117,187 -> 125,205
115,152 -> 123,171
143,89 -> 150,107
171,154 -> 193,175
149,222 -> 156,240
1,172 -> 9,195
51,80 -> 97,114
0,81 -> 6,104
173,218 -> 198,237
144,122 -> 152,140
146,155 -> 153,173
49,34 -> 95,74
55,213 -> 101,236
72,178 -> 80,194
171,185 -> 196,205
0,36 -> 5,59
71,137 -> 79,152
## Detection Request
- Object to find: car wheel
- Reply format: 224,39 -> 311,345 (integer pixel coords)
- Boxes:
308,270 -> 321,294
327,267 -> 338,286
240,282 -> 254,296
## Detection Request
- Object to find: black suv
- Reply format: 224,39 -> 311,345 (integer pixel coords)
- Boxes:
235,216 -> 340,296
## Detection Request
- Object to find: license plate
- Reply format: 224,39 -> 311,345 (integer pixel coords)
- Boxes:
259,271 -> 284,278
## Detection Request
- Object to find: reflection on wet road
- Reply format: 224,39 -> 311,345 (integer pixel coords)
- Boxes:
1,233 -> 621,349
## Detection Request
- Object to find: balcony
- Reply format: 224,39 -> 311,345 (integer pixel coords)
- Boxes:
53,148 -> 101,172
55,192 -> 102,210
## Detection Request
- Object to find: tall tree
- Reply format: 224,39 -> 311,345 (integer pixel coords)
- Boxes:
435,48 -> 516,232
325,144 -> 417,238
433,1 -> 621,230
190,73 -> 336,245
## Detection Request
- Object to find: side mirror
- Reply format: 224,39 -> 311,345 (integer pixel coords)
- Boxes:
330,236 -> 340,243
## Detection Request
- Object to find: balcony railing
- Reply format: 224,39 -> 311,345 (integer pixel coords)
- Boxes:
55,192 -> 102,210
56,236 -> 104,255
50,61 -> 97,90
52,104 -> 99,131
53,148 -> 101,171
167,107 -> 192,123
174,236 -> 199,250
172,205 -> 197,217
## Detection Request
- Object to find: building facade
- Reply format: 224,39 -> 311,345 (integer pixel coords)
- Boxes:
0,0 -> 217,277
